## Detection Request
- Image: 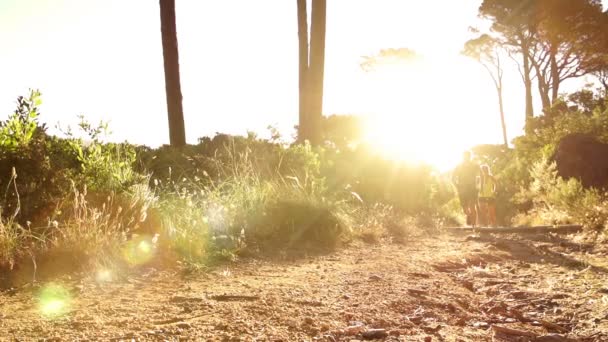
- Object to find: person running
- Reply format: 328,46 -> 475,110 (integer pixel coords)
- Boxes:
478,164 -> 497,227
452,151 -> 479,227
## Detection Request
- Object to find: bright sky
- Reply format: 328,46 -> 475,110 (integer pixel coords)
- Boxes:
1,0 -> 605,170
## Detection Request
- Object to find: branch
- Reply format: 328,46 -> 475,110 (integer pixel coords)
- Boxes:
481,62 -> 500,90
507,51 -> 526,82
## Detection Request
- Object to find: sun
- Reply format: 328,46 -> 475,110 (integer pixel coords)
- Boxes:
360,54 -> 498,171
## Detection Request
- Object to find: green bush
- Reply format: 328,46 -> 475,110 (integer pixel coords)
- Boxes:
514,159 -> 608,230
0,91 -> 77,226
61,116 -> 143,193
247,196 -> 347,251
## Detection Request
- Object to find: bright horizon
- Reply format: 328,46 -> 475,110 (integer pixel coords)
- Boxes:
1,0 -> 605,170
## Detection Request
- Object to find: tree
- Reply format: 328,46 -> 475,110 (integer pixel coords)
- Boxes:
360,48 -> 419,72
530,0 -> 607,108
479,0 -> 537,127
463,34 -> 508,147
297,0 -> 309,143
589,27 -> 608,96
595,67 -> 608,96
297,0 -> 327,146
159,0 -> 186,147
479,0 -> 608,125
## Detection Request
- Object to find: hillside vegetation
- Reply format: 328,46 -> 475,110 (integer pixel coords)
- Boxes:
1,90 -> 607,286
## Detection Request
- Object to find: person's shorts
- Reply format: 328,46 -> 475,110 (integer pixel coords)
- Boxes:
458,188 -> 477,207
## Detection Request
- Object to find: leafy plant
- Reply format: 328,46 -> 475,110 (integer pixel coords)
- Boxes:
0,90 -> 43,150
61,116 -> 141,192
515,159 -> 608,230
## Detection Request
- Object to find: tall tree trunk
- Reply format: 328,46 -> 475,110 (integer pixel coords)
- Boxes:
297,0 -> 309,143
522,48 -> 534,132
308,0 -> 326,146
550,43 -> 560,103
535,68 -> 552,111
531,55 -> 552,111
489,60 -> 508,148
160,0 -> 186,147
497,81 -> 508,148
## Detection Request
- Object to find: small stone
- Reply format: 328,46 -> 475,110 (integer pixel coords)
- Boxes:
424,337 -> 432,342
369,275 -> 382,281
362,329 -> 388,340
473,322 -> 489,329
176,322 -> 191,329
303,317 -> 314,325
344,325 -> 365,335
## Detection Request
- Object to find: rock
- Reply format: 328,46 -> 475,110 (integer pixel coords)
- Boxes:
361,329 -> 388,340
552,133 -> 608,189
459,280 -> 474,292
368,275 -> 382,281
176,322 -> 191,329
344,325 -> 365,336
424,337 -> 432,342
423,325 -> 442,334
303,317 -> 314,325
407,288 -> 428,297
407,315 -> 423,325
465,235 -> 482,241
473,322 -> 489,329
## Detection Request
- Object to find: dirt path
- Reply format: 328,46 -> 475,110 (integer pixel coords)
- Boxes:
1,234 -> 607,341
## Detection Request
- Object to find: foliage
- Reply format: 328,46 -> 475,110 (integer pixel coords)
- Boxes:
4,84 -> 608,282
479,0 -> 608,109
324,146 -> 455,215
360,48 -> 421,71
514,159 -> 608,230
0,210 -> 28,272
470,89 -> 608,228
0,90 -> 44,150
61,116 -> 142,193
0,91 -> 77,225
321,115 -> 365,149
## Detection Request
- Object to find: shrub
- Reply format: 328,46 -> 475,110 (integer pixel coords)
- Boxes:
62,116 -> 143,193
247,196 -> 347,251
0,91 -> 77,226
0,213 -> 27,272
157,187 -> 213,264
514,159 -> 608,231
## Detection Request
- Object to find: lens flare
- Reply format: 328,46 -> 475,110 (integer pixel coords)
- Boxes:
95,269 -> 113,282
122,235 -> 156,266
38,283 -> 71,317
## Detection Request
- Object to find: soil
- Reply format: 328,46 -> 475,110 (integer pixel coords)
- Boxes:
1,233 -> 607,341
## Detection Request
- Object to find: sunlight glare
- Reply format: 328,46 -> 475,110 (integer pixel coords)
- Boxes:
122,235 -> 156,266
362,55 -> 497,171
38,283 -> 71,317
95,269 -> 113,283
